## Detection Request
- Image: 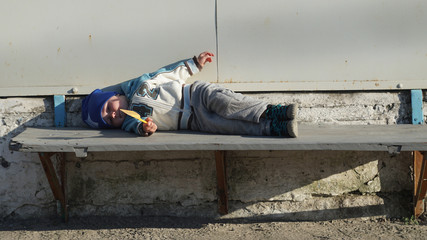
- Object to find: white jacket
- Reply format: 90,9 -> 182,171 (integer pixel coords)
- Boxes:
120,57 -> 200,135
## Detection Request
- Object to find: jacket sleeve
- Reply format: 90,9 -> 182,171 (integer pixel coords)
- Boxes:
120,57 -> 200,100
148,57 -> 200,82
121,116 -> 142,135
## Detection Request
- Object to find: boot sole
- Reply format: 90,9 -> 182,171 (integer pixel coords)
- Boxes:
287,120 -> 298,138
287,104 -> 299,120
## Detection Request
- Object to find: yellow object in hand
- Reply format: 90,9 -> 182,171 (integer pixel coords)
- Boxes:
120,109 -> 148,124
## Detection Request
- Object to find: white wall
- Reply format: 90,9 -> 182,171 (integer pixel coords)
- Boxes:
217,0 -> 427,91
1,0 -> 426,96
0,0 -> 216,96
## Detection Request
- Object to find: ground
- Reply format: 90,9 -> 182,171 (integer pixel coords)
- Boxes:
1,216 -> 427,240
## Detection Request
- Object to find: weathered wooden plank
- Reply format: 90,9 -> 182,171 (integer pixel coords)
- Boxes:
10,125 -> 427,154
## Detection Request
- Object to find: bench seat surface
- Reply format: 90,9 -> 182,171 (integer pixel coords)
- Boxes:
10,124 -> 427,154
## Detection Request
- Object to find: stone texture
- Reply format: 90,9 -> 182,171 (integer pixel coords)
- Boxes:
0,91 -> 425,220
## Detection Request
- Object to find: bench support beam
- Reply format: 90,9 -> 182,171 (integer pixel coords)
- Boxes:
414,151 -> 427,218
39,150 -> 230,220
38,152 -> 68,222
31,149 -> 427,220
215,150 -> 228,214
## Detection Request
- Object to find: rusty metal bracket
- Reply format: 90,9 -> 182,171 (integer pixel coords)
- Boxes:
414,151 -> 427,218
38,152 -> 68,222
215,150 -> 228,215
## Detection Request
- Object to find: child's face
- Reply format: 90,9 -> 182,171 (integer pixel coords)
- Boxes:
101,95 -> 128,128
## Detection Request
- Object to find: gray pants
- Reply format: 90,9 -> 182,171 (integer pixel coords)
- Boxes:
189,81 -> 270,136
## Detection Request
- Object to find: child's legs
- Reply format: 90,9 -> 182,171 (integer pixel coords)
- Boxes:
191,81 -> 268,123
190,107 -> 271,136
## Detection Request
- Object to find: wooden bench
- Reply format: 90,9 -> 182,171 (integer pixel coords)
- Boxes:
9,124 -> 427,221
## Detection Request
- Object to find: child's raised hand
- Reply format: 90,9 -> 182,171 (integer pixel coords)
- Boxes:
197,51 -> 215,68
142,117 -> 157,136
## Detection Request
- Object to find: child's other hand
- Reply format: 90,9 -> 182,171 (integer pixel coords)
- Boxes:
197,51 -> 215,68
142,117 -> 157,136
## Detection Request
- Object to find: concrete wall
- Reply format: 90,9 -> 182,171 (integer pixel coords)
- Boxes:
0,90 -> 425,220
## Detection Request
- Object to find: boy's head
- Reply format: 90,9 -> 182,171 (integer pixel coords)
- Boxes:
82,89 -> 128,129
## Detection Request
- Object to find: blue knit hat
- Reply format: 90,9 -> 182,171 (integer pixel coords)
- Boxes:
82,89 -> 117,129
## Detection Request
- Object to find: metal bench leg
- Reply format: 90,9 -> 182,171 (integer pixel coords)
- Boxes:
38,152 -> 68,222
215,150 -> 228,214
414,151 -> 427,218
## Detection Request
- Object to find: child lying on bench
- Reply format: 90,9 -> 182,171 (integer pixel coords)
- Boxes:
81,51 -> 298,137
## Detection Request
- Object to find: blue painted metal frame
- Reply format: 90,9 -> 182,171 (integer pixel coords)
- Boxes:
54,95 -> 66,127
411,90 -> 424,125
